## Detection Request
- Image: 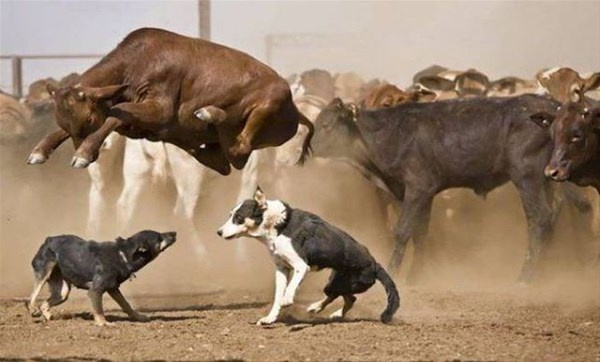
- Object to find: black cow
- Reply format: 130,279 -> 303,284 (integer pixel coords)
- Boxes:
312,95 -> 588,282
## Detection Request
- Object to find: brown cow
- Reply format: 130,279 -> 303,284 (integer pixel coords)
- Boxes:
454,69 -> 489,97
536,67 -> 600,103
28,28 -> 313,175
488,77 -> 537,97
361,84 -> 416,110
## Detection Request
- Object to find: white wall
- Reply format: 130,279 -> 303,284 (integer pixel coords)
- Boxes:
1,0 -> 599,91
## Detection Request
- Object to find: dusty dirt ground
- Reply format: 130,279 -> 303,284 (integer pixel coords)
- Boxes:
1,285 -> 599,361
1,140 -> 599,361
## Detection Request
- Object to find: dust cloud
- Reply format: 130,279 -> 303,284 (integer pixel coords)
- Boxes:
0,134 -> 598,313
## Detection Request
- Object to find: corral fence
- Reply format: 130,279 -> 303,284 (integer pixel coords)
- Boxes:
0,54 -> 103,98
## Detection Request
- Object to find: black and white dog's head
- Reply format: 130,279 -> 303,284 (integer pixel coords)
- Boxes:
217,188 -> 288,240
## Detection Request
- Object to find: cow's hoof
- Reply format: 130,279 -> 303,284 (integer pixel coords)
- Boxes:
194,108 -> 212,122
27,153 -> 47,165
71,156 -> 91,168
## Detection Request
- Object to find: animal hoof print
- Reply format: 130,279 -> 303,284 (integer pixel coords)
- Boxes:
71,156 -> 91,168
27,153 -> 47,165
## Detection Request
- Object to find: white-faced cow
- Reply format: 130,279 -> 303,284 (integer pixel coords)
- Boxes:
27,27 -> 313,175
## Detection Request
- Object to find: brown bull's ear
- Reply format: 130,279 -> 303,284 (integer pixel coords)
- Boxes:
582,72 -> 600,94
530,112 -> 556,129
46,83 -> 58,98
87,84 -> 128,102
254,186 -> 267,209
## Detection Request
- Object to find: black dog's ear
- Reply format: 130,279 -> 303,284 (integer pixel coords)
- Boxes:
529,112 -> 556,129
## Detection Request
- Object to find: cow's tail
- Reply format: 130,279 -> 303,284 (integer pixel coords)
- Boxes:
296,113 -> 314,166
374,262 -> 400,324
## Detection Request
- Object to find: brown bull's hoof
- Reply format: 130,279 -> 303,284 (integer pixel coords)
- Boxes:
194,106 -> 227,124
27,152 -> 47,165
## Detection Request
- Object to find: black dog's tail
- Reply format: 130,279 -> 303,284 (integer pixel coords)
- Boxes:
296,113 -> 314,166
374,263 -> 400,323
31,237 -> 57,271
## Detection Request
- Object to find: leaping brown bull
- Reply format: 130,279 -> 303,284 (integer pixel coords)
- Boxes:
27,27 -> 313,175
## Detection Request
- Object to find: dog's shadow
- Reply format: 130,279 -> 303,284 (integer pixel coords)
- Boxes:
137,301 -> 269,314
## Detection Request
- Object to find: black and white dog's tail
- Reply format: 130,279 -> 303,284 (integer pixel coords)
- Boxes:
374,263 -> 400,323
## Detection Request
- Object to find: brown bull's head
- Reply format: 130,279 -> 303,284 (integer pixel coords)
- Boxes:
530,102 -> 600,181
46,83 -> 127,148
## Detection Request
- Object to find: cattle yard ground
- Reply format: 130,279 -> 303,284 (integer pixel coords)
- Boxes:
1,284 -> 599,361
2,146 -> 599,361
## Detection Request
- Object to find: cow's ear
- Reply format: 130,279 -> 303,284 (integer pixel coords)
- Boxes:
254,186 -> 267,209
46,83 -> 58,98
591,108 -> 600,131
331,97 -> 344,108
529,112 -> 556,129
87,84 -> 128,101
582,72 -> 600,94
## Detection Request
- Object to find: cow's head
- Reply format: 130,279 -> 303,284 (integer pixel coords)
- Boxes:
312,98 -> 360,159
536,67 -> 600,103
362,84 -> 413,110
46,83 -> 127,148
529,102 -> 600,181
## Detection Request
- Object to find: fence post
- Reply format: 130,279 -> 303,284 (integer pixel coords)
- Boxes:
199,0 -> 211,40
11,56 -> 23,98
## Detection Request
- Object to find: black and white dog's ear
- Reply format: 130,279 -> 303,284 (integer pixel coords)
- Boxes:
254,186 -> 267,209
529,111 -> 556,129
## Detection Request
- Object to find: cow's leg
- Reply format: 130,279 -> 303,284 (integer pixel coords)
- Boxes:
387,189 -> 435,278
234,151 -> 260,261
226,103 -> 278,169
406,196 -> 434,284
116,140 -> 152,232
168,146 -> 207,257
513,176 -> 555,283
187,143 -> 231,176
27,129 -> 70,164
72,116 -> 123,168
73,99 -> 172,168
87,162 -> 109,237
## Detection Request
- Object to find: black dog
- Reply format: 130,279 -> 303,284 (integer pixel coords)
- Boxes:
28,230 -> 176,326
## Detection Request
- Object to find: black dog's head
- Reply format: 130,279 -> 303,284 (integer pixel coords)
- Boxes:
117,230 -> 177,271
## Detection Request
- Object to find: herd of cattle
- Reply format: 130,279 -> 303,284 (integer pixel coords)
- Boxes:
1,28 -> 599,284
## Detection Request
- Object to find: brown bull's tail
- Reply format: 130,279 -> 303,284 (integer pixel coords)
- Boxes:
296,113 -> 314,166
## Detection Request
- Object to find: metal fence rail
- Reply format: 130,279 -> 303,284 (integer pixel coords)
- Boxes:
0,54 -> 103,98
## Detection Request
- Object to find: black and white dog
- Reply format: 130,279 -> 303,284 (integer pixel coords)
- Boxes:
217,188 -> 400,325
28,230 -> 176,326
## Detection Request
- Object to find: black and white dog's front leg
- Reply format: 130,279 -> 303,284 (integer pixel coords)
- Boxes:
280,260 -> 309,307
256,264 -> 289,325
